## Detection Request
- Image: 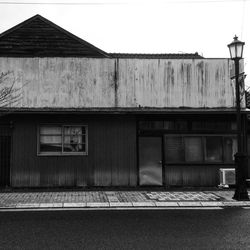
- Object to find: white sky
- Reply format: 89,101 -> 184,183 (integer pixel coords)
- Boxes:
0,0 -> 249,86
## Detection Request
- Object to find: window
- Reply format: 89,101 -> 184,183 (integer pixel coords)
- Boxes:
204,137 -> 223,162
139,120 -> 188,130
38,125 -> 88,155
164,135 -> 236,164
184,137 -> 203,162
139,121 -> 164,129
165,136 -> 184,162
223,137 -> 237,162
139,120 -> 235,132
191,121 -> 236,131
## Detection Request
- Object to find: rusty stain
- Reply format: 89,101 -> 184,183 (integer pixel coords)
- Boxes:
171,68 -> 175,84
186,64 -> 191,85
0,57 -> 238,109
114,59 -> 118,107
197,61 -> 205,99
215,69 -> 220,81
167,61 -> 173,86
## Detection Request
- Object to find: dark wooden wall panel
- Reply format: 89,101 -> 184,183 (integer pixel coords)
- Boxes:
11,115 -> 137,187
0,135 -> 11,187
247,136 -> 250,179
165,165 -> 223,187
0,124 -> 11,187
165,166 -> 183,186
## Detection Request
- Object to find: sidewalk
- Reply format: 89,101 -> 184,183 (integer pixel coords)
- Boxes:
0,189 -> 250,209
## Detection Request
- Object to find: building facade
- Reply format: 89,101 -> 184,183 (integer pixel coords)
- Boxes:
0,15 -> 249,188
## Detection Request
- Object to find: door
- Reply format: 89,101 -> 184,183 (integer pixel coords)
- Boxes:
0,136 -> 11,187
139,137 -> 162,186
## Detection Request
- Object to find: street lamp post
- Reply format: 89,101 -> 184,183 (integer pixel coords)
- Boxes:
228,36 -> 249,201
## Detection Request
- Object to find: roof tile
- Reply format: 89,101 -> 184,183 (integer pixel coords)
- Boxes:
0,14 -> 108,57
0,14 -> 203,59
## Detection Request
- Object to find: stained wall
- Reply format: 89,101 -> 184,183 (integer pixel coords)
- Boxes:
0,58 -> 239,108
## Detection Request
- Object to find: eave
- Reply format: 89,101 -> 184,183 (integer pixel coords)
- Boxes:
0,107 -> 249,115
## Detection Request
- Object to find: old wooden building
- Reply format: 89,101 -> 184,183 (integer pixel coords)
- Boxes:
0,15 -> 249,188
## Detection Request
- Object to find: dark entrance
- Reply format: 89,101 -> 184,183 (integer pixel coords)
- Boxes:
0,135 -> 11,187
139,137 -> 163,186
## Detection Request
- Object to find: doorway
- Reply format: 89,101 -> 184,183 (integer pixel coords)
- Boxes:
139,137 -> 163,186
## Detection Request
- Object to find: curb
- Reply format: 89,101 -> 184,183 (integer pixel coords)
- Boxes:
1,201 -> 250,210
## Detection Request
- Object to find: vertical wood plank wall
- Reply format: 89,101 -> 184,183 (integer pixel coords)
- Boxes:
11,114 -> 137,187
0,125 -> 11,187
164,165 -> 220,187
10,114 -> 250,188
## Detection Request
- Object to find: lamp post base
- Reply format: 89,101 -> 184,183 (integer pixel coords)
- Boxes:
233,187 -> 249,201
233,153 -> 249,201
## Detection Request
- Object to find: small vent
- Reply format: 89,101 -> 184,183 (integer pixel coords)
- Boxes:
219,168 -> 235,188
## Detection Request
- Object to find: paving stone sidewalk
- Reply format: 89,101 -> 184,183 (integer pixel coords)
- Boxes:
0,190 -> 249,209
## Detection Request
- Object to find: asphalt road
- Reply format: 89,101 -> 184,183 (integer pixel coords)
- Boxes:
0,208 -> 249,250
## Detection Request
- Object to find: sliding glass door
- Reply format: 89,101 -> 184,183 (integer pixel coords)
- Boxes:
139,137 -> 163,186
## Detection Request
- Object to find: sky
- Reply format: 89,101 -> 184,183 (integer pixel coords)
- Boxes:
0,0 -> 249,86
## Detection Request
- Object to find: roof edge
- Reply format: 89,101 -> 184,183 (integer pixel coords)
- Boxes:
109,52 -> 204,59
0,107 -> 248,114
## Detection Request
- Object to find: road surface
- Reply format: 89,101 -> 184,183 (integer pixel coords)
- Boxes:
0,208 -> 249,249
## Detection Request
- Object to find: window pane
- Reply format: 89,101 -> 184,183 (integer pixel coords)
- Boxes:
139,121 -> 163,129
185,137 -> 203,162
81,126 -> 86,134
40,126 -> 61,135
165,136 -> 184,162
163,121 -> 175,130
63,135 -> 85,152
231,122 -> 237,130
40,144 -> 62,152
63,144 -> 85,152
63,135 -> 84,144
224,137 -> 237,162
175,121 -> 188,130
192,121 -> 234,131
205,137 -> 222,162
40,135 -> 62,144
192,121 -> 205,130
64,126 -> 83,135
204,122 -> 224,130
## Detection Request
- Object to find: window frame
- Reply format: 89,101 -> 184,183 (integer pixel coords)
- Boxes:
164,134 -> 236,164
204,136 -> 223,163
37,124 -> 88,156
184,136 -> 204,163
138,120 -> 237,133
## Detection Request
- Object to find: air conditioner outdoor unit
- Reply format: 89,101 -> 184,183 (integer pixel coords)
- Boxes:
219,168 -> 235,188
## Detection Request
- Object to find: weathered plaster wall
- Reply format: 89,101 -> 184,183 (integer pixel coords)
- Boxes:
0,57 -> 239,108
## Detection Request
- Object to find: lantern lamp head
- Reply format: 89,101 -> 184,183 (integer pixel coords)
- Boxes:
228,35 -> 245,60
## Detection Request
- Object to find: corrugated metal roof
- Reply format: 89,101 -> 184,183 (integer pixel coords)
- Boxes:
109,53 -> 204,59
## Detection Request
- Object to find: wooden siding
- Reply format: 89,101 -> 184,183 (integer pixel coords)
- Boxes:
0,58 -> 239,109
11,115 -> 137,187
165,165 -> 231,187
0,125 -> 11,187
